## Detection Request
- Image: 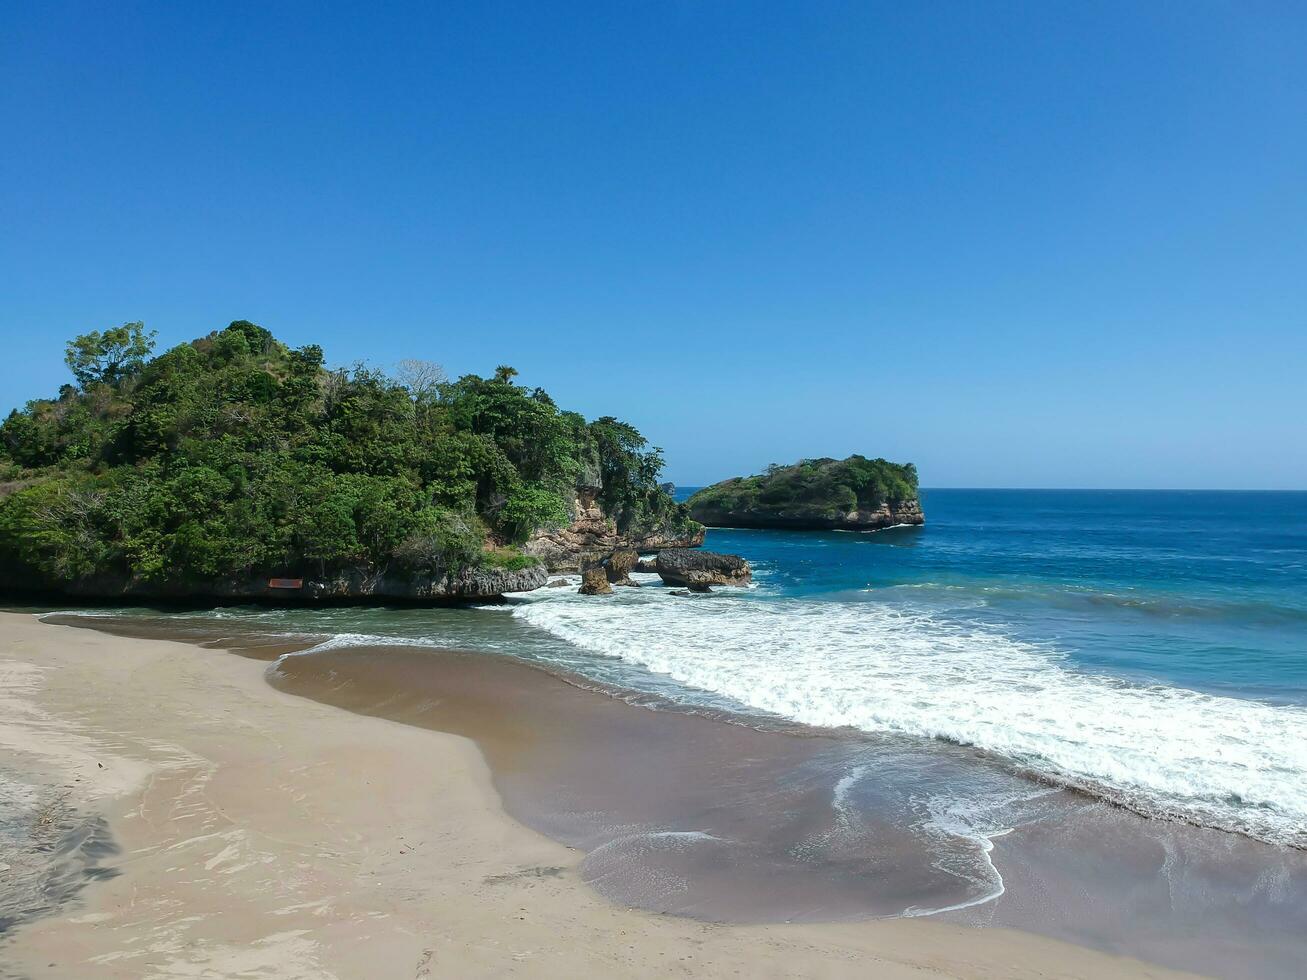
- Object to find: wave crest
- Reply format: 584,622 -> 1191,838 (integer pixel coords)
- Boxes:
514,590 -> 1307,847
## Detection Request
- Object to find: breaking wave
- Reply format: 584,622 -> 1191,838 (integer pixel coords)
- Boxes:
514,588 -> 1307,847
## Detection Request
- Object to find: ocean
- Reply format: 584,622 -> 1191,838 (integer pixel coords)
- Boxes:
517,487 -> 1307,846
16,488 -> 1307,973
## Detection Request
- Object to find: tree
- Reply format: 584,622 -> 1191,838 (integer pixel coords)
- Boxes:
65,322 -> 157,388
394,358 -> 447,402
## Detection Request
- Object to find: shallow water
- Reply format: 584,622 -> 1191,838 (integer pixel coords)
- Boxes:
0,770 -> 119,938
268,645 -> 1022,921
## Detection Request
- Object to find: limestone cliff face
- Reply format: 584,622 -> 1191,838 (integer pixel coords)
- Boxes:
0,563 -> 547,603
523,487 -> 705,572
689,496 -> 923,531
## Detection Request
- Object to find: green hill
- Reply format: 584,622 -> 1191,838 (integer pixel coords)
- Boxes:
0,320 -> 698,600
687,456 -> 923,531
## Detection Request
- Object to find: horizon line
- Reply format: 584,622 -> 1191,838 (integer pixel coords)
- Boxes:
667,484 -> 1307,494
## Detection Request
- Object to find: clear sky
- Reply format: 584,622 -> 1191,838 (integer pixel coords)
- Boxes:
2,2 -> 1304,488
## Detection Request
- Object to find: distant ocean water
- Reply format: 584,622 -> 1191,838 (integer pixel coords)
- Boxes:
37,489 -> 1307,854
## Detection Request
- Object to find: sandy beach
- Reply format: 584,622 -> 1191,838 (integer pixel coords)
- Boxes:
0,611 -> 1195,978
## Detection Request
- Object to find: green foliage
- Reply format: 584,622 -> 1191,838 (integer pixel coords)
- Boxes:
588,416 -> 683,534
0,320 -> 692,590
480,546 -> 541,571
0,478 -> 109,580
392,508 -> 485,573
496,485 -> 569,544
689,456 -> 919,519
64,322 -> 157,389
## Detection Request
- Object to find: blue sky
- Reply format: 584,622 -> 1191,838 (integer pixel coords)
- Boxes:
2,2 -> 1304,488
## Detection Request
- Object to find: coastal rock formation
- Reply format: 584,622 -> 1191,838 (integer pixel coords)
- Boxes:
524,488 -> 704,572
655,549 -> 751,592
0,319 -> 697,607
626,522 -> 707,553
414,564 -> 548,600
0,562 -> 549,604
603,548 -> 640,587
578,562 -> 613,595
690,497 -> 924,531
688,456 -> 924,531
634,558 -> 658,573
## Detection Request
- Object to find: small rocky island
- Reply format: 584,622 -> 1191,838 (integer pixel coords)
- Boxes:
687,455 -> 923,531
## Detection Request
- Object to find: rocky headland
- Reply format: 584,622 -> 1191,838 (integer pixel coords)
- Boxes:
0,320 -> 702,604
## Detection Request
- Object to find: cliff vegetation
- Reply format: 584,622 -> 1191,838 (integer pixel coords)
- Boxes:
687,456 -> 922,530
0,320 -> 697,597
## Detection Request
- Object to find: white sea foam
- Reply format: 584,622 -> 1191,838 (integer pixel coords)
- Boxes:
37,610 -> 120,620
514,589 -> 1307,847
903,786 -> 1058,916
831,766 -> 868,828
275,631 -> 446,659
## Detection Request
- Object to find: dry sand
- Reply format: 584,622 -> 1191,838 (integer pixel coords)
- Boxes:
0,611 -> 1196,979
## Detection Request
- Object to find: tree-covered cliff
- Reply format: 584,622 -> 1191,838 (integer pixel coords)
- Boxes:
0,320 -> 699,598
687,456 -> 923,531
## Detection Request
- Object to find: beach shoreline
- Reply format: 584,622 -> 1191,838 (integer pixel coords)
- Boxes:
0,610 -> 1197,979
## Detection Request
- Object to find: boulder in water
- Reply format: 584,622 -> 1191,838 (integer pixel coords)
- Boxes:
578,562 -> 613,595
604,548 -> 640,587
655,548 -> 751,591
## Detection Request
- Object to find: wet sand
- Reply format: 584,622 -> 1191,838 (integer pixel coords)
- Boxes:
264,642 -> 1307,980
0,611 -> 1197,979
269,644 -> 990,921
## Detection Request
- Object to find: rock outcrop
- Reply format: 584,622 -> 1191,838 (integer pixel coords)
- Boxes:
603,548 -> 640,587
578,562 -> 613,595
0,562 -> 549,603
655,549 -> 751,592
524,487 -> 704,572
626,523 -> 707,553
690,497 -> 924,531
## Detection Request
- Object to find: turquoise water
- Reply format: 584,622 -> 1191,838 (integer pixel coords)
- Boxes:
40,489 -> 1307,848
508,488 -> 1307,847
703,489 -> 1307,706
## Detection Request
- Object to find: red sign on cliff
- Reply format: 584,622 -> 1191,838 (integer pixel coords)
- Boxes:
267,578 -> 303,589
